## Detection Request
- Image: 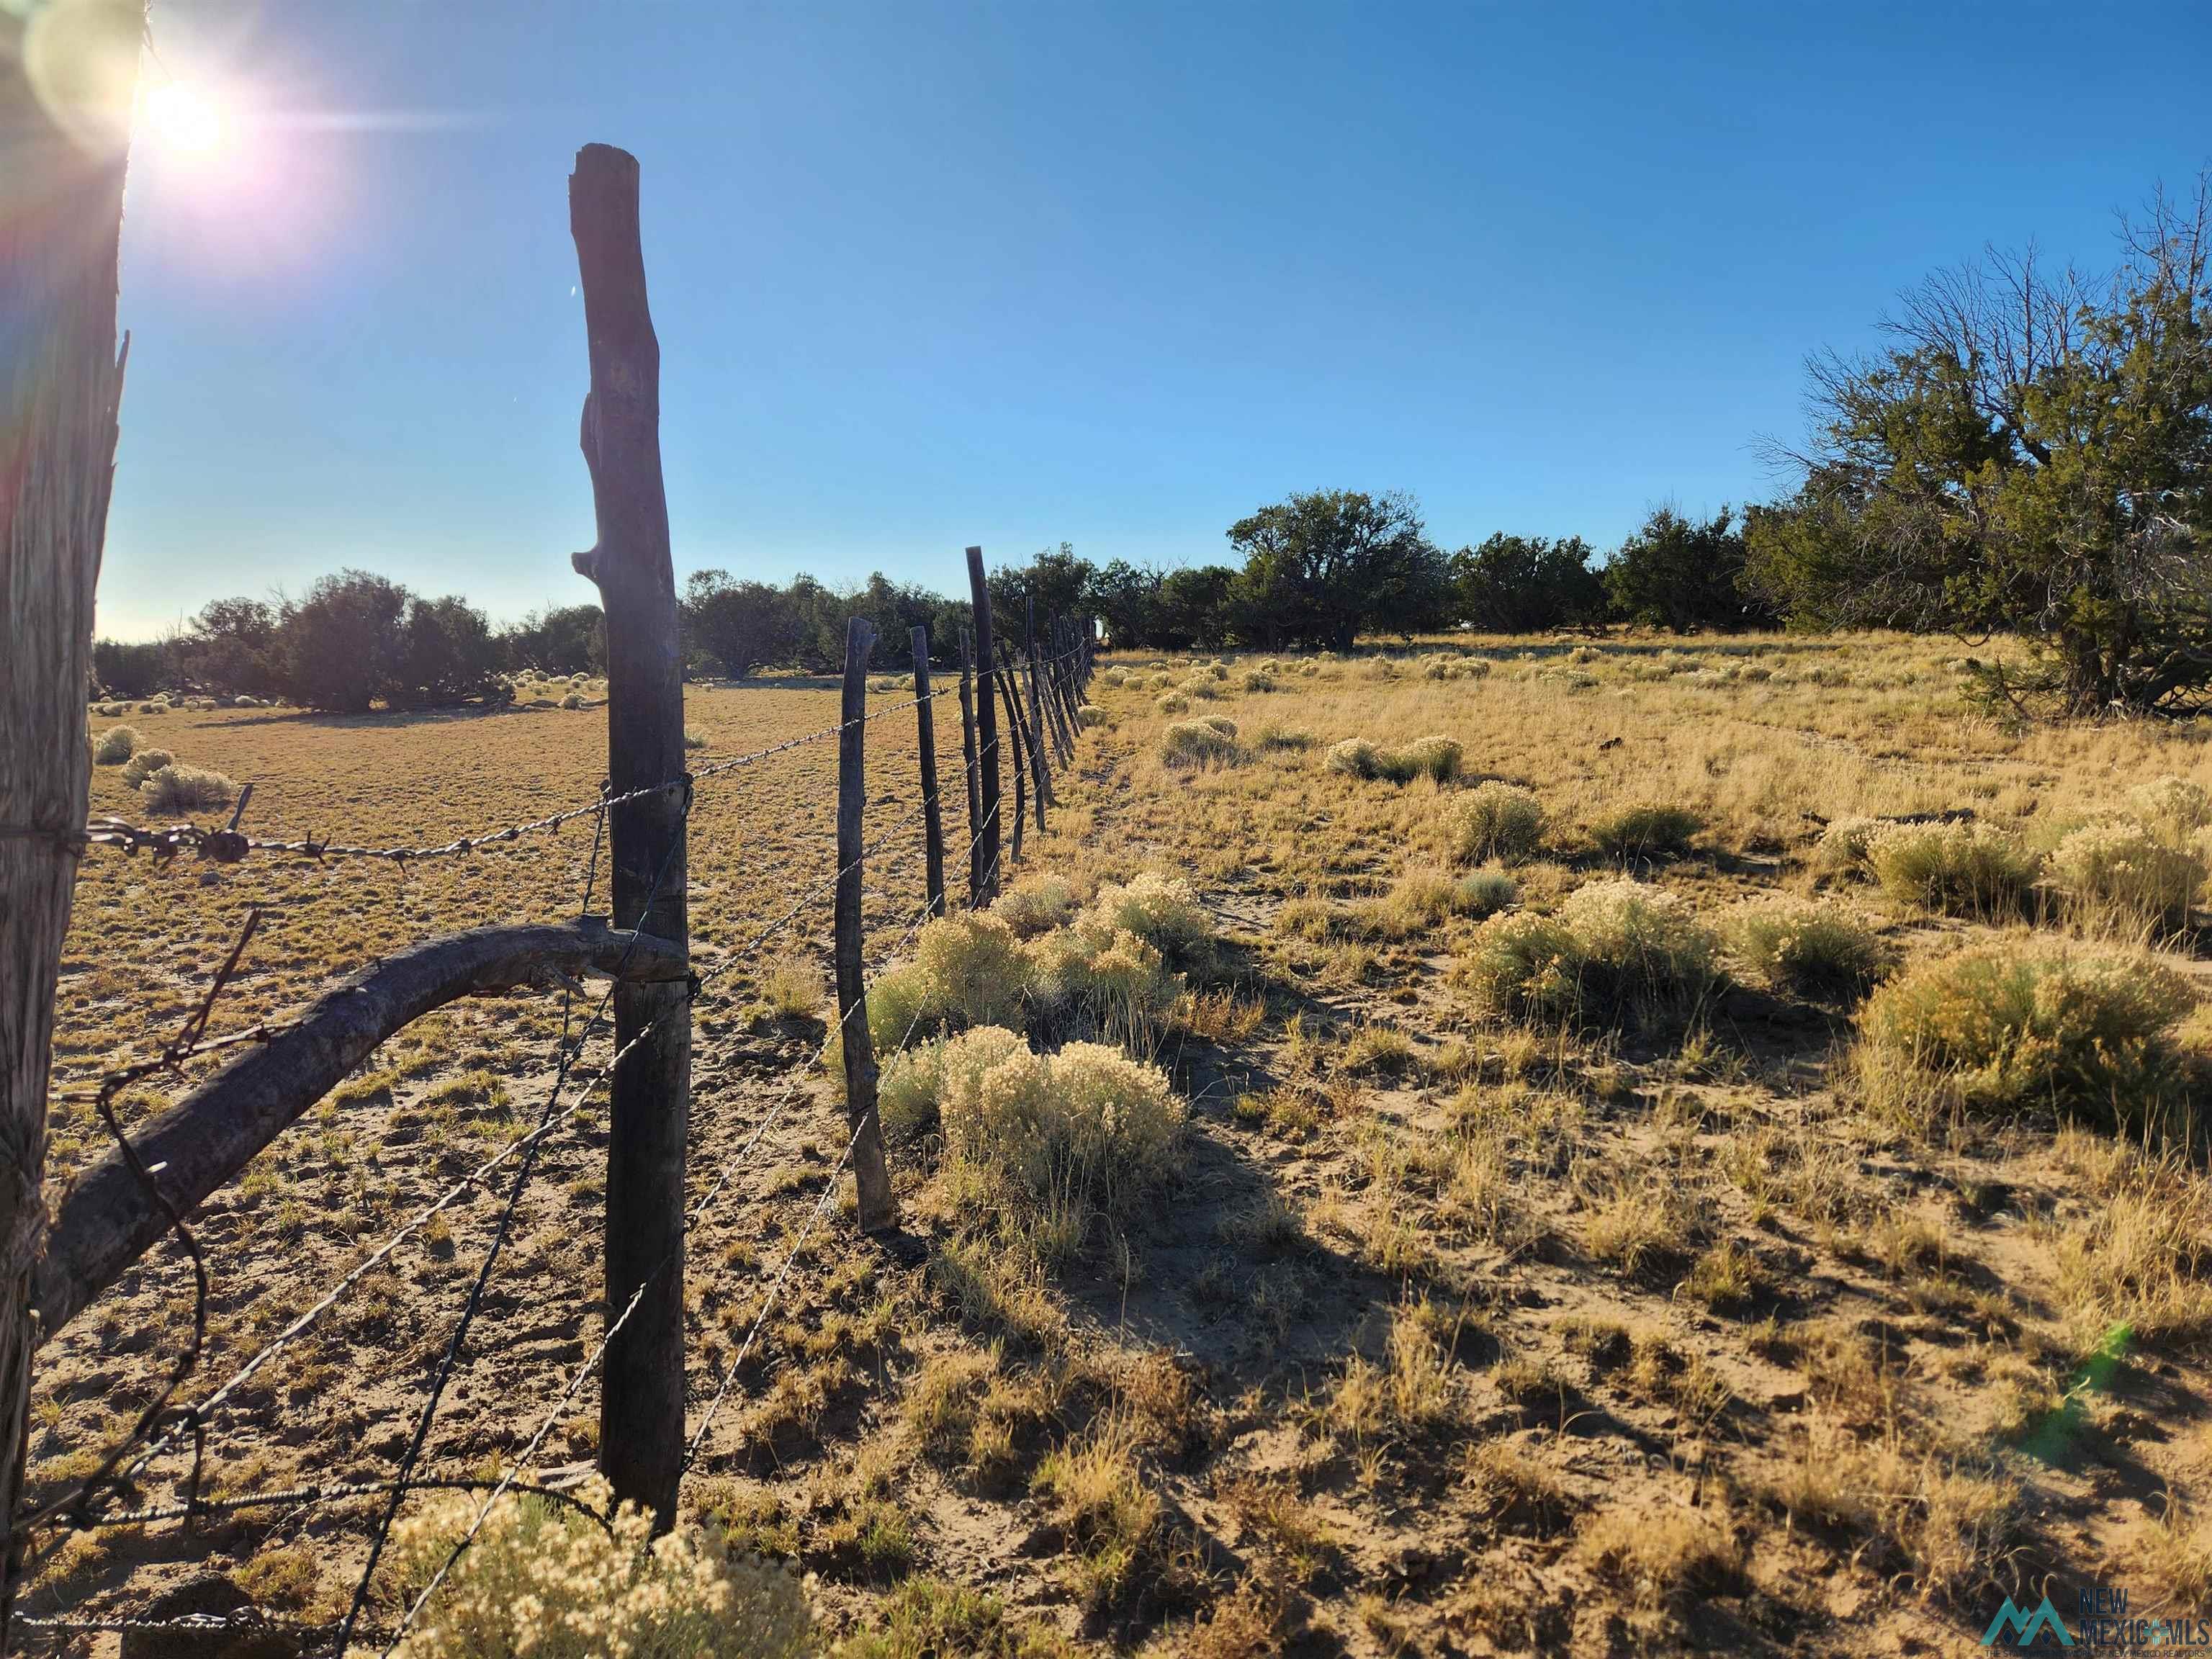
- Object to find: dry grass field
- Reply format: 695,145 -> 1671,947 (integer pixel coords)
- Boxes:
31,631 -> 2212,1655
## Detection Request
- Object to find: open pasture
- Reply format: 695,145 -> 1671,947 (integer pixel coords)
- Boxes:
32,632 -> 2212,1655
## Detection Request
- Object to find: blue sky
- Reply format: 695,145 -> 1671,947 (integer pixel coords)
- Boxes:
99,0 -> 2212,639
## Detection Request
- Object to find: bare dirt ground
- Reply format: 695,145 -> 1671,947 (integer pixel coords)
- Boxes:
28,637 -> 2212,1657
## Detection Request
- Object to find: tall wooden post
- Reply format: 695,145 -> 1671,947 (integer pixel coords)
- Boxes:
956,629 -> 982,908
1020,597 -> 1056,803
0,11 -> 137,1631
569,144 -> 688,1524
835,619 -> 896,1231
910,626 -> 945,919
964,548 -> 1002,904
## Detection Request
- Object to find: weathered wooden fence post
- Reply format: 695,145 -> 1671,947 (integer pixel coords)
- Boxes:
998,641 -> 1043,838
568,143 -> 689,1524
956,629 -> 982,907
910,626 -> 945,919
995,643 -> 1030,859
964,548 -> 1002,904
836,619 -> 896,1232
0,10 -> 136,1629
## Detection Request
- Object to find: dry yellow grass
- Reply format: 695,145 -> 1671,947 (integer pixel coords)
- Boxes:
32,632 -> 2212,1655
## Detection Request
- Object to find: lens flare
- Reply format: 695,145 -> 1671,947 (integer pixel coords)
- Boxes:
143,81 -> 227,158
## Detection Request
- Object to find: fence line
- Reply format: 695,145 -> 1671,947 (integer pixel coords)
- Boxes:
27,424 -> 1097,1659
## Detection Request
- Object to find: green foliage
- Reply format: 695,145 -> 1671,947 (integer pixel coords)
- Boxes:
1603,505 -> 1767,632
1745,179 -> 2212,715
1451,533 -> 1606,631
1226,489 -> 1452,650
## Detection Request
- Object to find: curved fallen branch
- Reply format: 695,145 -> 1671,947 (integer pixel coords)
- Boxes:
32,919 -> 685,1344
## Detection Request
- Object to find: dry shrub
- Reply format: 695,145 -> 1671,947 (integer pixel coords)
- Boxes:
92,725 -> 140,765
1447,781 -> 1545,865
2126,775 -> 2212,843
559,692 -> 588,710
996,873 -> 1081,938
1160,719 -> 1240,768
2045,817 -> 2205,937
1759,1434 -> 2015,1603
1862,820 -> 2038,917
1087,870 -> 1213,968
1156,692 -> 1191,716
882,1027 -> 1184,1255
1031,1415 -> 1161,1609
1325,737 -> 1382,778
1076,703 -> 1107,727
139,763 -> 237,816
1586,802 -> 1702,861
1359,866 -> 1515,938
1574,1501 -> 1738,1614
118,747 -> 175,790
1027,920 -> 1182,1040
1251,721 -> 1314,752
868,912 -> 1033,1051
683,727 -> 709,750
1460,878 -> 1723,1028
1815,814 -> 1881,875
2050,1130 -> 2212,1342
1853,940 -> 2196,1135
385,1475 -> 810,1659
1726,896 -> 1888,998
1326,734 -> 1461,785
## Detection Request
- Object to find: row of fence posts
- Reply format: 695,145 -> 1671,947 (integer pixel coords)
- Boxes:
830,566 -> 1098,1255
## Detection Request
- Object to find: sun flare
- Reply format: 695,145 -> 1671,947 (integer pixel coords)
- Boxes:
141,79 -> 227,158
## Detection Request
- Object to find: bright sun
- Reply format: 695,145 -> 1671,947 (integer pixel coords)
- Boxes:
142,80 -> 227,157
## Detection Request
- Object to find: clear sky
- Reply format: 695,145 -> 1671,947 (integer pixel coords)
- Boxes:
97,0 -> 2212,640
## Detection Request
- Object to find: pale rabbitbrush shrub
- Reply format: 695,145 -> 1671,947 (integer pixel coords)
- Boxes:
1159,719 -> 1239,768
1447,781 -> 1545,865
1853,942 -> 2196,1136
1087,870 -> 1213,968
1460,878 -> 1723,1028
866,912 -> 1033,1052
1326,737 -> 1382,779
93,725 -> 140,765
1156,691 -> 1191,715
1586,802 -> 1702,861
2126,775 -> 2212,843
995,873 -> 1081,938
1862,819 -> 2038,918
1025,920 -> 1182,1041
119,747 -> 174,789
1076,703 -> 1107,727
139,763 -> 237,817
2045,818 -> 2206,937
386,1475 -> 810,1659
1726,896 -> 1889,998
1815,815 -> 1882,876
880,1027 -> 1184,1254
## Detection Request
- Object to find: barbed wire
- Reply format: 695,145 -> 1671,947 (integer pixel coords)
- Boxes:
71,648 -> 1080,871
18,645 -> 1084,1641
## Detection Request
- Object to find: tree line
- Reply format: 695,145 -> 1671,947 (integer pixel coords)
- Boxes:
92,498 -> 1777,711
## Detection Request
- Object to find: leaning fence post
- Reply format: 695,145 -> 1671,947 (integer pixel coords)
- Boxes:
910,626 -> 945,919
836,618 -> 897,1232
569,143 -> 690,1525
1020,597 -> 1058,803
956,628 -> 983,908
964,548 -> 1002,904
0,22 -> 135,1633
995,642 -> 1031,857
